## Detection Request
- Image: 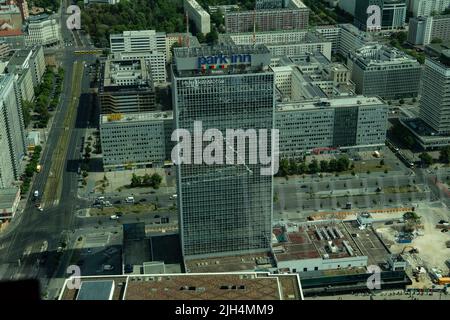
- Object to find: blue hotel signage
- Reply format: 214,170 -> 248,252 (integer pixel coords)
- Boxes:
197,53 -> 252,68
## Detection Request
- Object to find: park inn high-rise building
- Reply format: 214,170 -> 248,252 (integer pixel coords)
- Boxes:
172,45 -> 274,260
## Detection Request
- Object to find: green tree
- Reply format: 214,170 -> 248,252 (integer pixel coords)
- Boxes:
205,29 -> 218,44
131,173 -> 141,187
308,159 -> 320,174
150,173 -> 162,189
319,160 -> 328,172
328,159 -> 338,172
440,146 -> 450,163
336,156 -> 350,172
278,158 -> 289,176
419,152 -> 433,166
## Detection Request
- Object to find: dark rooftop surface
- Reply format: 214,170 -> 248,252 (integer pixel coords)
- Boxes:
272,221 -> 391,266
185,252 -> 275,273
76,280 -> 114,300
60,273 -> 303,300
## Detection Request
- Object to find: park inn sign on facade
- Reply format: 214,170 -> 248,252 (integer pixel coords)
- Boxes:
197,53 -> 252,68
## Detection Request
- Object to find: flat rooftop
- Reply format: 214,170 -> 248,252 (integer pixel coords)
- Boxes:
185,252 -> 275,273
76,280 -> 114,300
273,221 -> 363,262
273,220 -> 391,266
60,273 -> 303,300
100,111 -> 173,125
174,44 -> 269,59
276,96 -> 385,112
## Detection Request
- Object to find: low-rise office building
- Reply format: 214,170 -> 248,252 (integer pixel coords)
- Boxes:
24,13 -> 61,46
271,53 -> 355,101
348,44 -> 422,99
276,96 -> 388,157
100,111 -> 173,170
99,58 -> 156,114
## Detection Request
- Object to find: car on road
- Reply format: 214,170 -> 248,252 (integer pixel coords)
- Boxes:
170,194 -> 177,200
114,200 -> 121,204
125,196 -> 134,203
33,190 -> 39,198
102,264 -> 114,271
139,198 -> 146,202
110,214 -> 120,220
37,207 -> 43,212
441,229 -> 449,233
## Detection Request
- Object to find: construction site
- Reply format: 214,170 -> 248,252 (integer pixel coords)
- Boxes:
374,202 -> 450,293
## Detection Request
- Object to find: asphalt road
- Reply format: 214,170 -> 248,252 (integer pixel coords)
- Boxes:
0,2 -> 99,296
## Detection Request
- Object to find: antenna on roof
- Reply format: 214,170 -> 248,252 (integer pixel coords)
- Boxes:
185,12 -> 190,48
252,7 -> 256,46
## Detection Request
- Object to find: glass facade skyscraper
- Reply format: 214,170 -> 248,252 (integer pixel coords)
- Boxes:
172,45 -> 274,259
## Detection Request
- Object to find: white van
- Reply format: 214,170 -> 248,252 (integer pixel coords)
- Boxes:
34,190 -> 39,198
125,196 -> 134,203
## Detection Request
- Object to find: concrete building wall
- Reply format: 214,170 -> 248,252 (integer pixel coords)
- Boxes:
113,51 -> 167,84
419,56 -> 450,134
277,255 -> 368,272
184,0 -> 211,34
0,74 -> 26,182
100,112 -> 172,170
225,8 -> 309,33
410,0 -> 450,17
25,15 -> 61,46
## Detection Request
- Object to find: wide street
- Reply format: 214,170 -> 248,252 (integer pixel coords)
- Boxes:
0,2 -> 100,297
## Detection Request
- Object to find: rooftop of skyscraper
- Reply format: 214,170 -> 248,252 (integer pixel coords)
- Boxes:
172,44 -> 272,77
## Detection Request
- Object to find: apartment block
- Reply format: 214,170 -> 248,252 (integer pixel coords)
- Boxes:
419,50 -> 450,134
219,31 -> 332,60
225,0 -> 309,33
408,15 -> 450,45
409,0 -> 450,17
0,73 -> 26,186
184,0 -> 210,34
